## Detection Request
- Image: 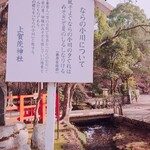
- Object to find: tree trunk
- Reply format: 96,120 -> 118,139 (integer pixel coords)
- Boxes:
69,84 -> 77,112
112,79 -> 118,93
110,79 -> 113,94
77,84 -> 90,99
126,79 -> 130,104
33,84 -> 44,127
60,83 -> 71,122
0,83 -> 7,126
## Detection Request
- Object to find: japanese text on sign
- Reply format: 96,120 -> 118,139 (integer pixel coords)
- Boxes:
6,0 -> 94,83
16,26 -> 24,62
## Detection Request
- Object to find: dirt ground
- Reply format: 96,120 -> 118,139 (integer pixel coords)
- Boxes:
27,121 -> 150,150
60,121 -> 85,150
63,126 -> 150,150
62,129 -> 83,150
114,125 -> 150,150
28,94 -> 150,150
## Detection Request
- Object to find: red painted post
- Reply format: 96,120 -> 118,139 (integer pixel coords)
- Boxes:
55,92 -> 59,118
41,94 -> 46,124
56,87 -> 60,139
20,96 -> 24,122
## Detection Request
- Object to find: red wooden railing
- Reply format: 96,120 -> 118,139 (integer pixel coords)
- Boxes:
6,94 -> 48,124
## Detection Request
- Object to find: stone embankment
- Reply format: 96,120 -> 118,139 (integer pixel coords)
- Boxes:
0,122 -> 31,150
31,122 -> 84,150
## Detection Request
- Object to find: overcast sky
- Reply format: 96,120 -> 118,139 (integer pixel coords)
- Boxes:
107,0 -> 150,19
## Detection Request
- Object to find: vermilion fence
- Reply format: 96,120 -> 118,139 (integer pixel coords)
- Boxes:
6,94 -> 48,124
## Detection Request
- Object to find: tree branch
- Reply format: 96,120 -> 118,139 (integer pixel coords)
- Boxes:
94,24 -> 150,50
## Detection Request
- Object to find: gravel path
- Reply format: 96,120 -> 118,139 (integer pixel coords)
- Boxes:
123,94 -> 150,123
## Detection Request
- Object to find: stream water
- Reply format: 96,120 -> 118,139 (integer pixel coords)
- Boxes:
75,119 -> 118,150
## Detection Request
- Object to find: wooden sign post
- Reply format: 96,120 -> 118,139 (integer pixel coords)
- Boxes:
45,83 -> 56,150
6,0 -> 94,149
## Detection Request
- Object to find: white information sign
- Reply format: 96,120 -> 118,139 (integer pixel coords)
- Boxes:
6,0 -> 94,83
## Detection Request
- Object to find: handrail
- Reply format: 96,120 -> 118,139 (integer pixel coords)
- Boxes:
6,94 -> 48,124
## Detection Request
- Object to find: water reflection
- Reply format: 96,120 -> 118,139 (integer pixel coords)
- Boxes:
75,119 -> 118,150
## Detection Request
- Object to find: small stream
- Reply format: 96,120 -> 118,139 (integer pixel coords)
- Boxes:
75,119 -> 118,150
